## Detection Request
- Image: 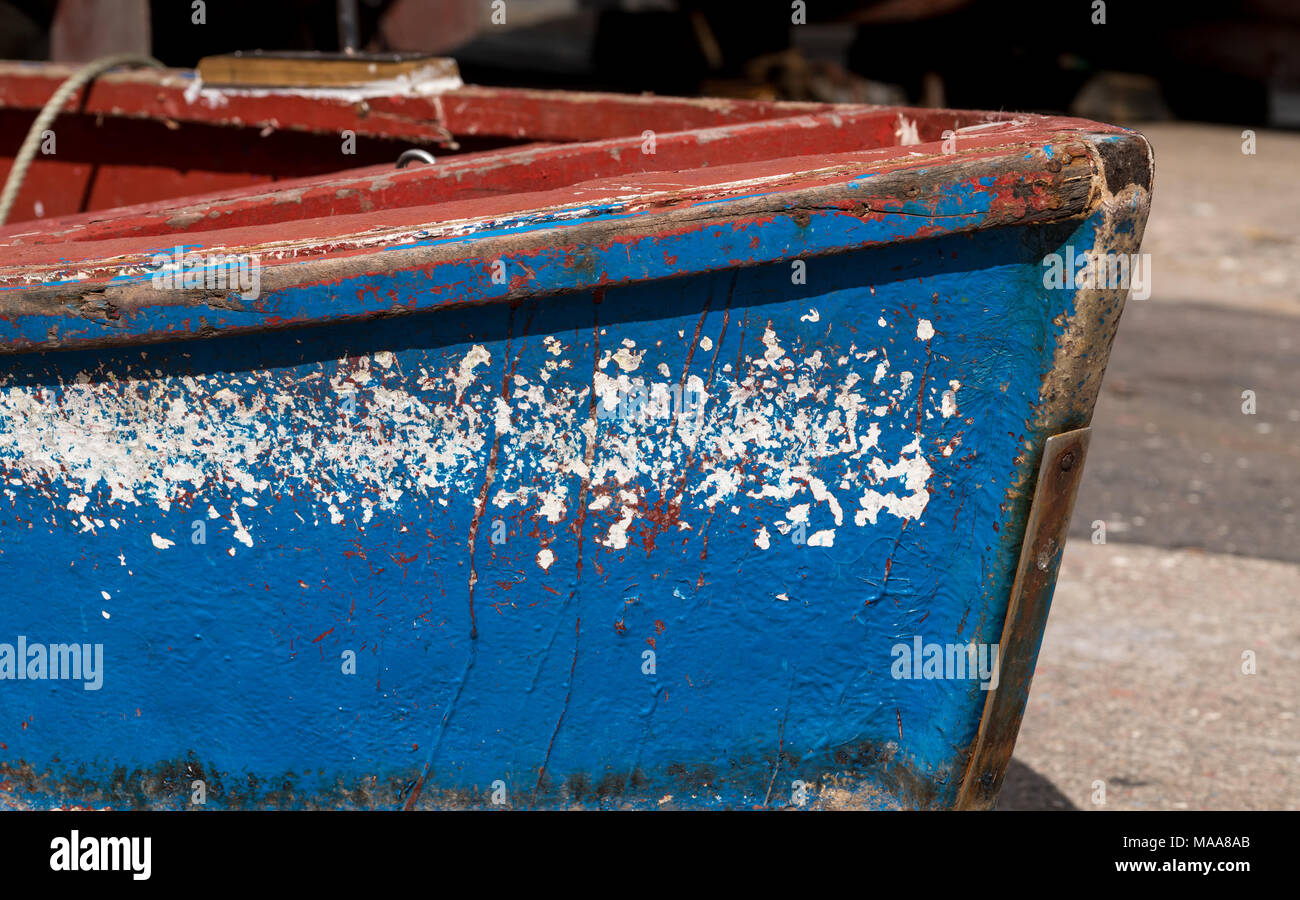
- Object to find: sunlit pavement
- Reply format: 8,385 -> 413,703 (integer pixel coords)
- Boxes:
1004,544 -> 1299,810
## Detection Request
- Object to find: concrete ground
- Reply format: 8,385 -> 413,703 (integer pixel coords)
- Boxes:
1000,123 -> 1300,810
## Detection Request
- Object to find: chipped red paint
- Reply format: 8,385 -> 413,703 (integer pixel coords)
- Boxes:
0,61 -> 1119,239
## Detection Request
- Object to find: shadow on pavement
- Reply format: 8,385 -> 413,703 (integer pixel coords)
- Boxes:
996,758 -> 1079,810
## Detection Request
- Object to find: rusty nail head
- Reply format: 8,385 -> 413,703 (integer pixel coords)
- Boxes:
1059,450 -> 1076,471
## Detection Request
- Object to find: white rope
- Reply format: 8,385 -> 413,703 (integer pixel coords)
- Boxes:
0,54 -> 163,226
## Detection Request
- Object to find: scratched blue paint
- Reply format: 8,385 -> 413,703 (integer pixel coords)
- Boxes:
0,163 -> 1012,350
0,208 -> 987,351
0,200 -> 1103,809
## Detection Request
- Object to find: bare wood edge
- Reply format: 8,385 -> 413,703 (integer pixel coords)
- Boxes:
195,53 -> 461,88
953,426 -> 1091,810
953,131 -> 1153,810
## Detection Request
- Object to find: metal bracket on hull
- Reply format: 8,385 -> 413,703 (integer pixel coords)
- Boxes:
955,425 -> 1092,810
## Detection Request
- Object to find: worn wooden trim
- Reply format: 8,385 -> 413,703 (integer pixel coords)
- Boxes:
0,138 -> 1102,354
950,131 -> 1153,809
954,426 -> 1092,810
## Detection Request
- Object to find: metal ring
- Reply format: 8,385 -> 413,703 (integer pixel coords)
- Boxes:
396,149 -> 436,168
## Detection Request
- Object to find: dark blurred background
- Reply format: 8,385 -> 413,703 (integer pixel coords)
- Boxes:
1,0 -> 1298,126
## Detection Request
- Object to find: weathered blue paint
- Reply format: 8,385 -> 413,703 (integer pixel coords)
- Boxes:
0,148 -> 1051,354
0,200 -> 1109,808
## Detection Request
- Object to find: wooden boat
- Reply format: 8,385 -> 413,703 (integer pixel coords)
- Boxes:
0,57 -> 1152,809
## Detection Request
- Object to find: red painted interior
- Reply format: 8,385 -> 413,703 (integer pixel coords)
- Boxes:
0,63 -> 1027,234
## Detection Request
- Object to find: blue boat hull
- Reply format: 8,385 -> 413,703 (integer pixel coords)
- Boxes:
1,205 -> 1137,809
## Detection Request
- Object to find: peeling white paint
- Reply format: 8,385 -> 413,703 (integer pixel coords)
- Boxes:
454,345 -> 491,403
894,113 -> 921,146
941,380 -> 961,418
808,529 -> 835,547
0,316 -> 950,561
231,508 -> 254,548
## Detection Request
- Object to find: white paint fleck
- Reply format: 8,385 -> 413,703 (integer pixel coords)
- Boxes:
941,380 -> 961,418
808,529 -> 835,547
232,508 -> 254,547
493,396 -> 513,435
894,113 -> 921,146
611,346 -> 644,372
759,325 -> 789,369
538,490 -> 568,523
536,547 -> 555,571
150,533 -> 174,550
916,319 -> 935,341
808,477 -> 844,526
453,345 -> 491,402
601,506 -> 636,550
